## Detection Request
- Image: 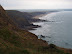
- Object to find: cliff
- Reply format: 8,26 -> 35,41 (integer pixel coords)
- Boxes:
0,5 -> 72,54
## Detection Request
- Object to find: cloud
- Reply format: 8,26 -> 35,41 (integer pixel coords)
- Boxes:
0,0 -> 72,9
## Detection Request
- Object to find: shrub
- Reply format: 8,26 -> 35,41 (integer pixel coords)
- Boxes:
49,44 -> 56,49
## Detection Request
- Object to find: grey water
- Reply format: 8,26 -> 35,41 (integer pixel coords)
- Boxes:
29,11 -> 72,49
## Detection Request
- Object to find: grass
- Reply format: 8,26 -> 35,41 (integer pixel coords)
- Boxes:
0,48 -> 30,54
0,28 -> 20,46
34,44 -> 71,54
0,27 -> 31,54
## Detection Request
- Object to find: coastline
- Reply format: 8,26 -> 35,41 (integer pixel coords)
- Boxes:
24,13 -> 48,30
28,11 -> 72,53
28,11 -> 55,30
28,11 -> 61,30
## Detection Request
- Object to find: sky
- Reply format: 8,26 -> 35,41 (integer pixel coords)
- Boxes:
0,0 -> 72,9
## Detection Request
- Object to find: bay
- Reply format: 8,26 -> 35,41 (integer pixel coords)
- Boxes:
29,11 -> 72,49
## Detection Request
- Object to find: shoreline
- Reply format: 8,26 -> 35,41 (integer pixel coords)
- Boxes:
25,13 -> 48,30
28,12 -> 55,30
28,11 -> 72,52
29,11 -> 61,30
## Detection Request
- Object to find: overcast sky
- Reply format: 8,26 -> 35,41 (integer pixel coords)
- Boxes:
0,0 -> 72,9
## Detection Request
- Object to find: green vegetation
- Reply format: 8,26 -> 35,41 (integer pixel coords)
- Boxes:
0,28 -> 20,45
0,28 -> 30,54
34,44 -> 68,54
0,48 -> 30,54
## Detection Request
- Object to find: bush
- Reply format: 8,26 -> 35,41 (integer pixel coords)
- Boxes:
49,44 -> 56,49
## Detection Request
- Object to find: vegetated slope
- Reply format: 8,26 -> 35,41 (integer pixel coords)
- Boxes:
6,10 -> 34,29
0,5 -> 72,54
6,10 -> 47,22
6,10 -> 43,30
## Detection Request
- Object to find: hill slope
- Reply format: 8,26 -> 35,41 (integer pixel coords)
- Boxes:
6,10 -> 42,30
0,5 -> 72,54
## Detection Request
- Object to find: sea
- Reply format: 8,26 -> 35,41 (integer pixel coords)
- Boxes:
29,11 -> 72,49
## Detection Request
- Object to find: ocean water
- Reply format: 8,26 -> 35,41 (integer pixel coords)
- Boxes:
29,11 -> 72,49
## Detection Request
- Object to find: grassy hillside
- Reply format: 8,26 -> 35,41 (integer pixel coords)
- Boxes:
6,10 -> 34,29
6,10 -> 42,30
0,5 -> 72,54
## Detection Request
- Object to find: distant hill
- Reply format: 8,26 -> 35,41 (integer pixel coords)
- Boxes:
63,9 -> 72,11
6,10 -> 33,29
6,10 -> 42,30
6,10 -> 47,29
6,10 -> 47,22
